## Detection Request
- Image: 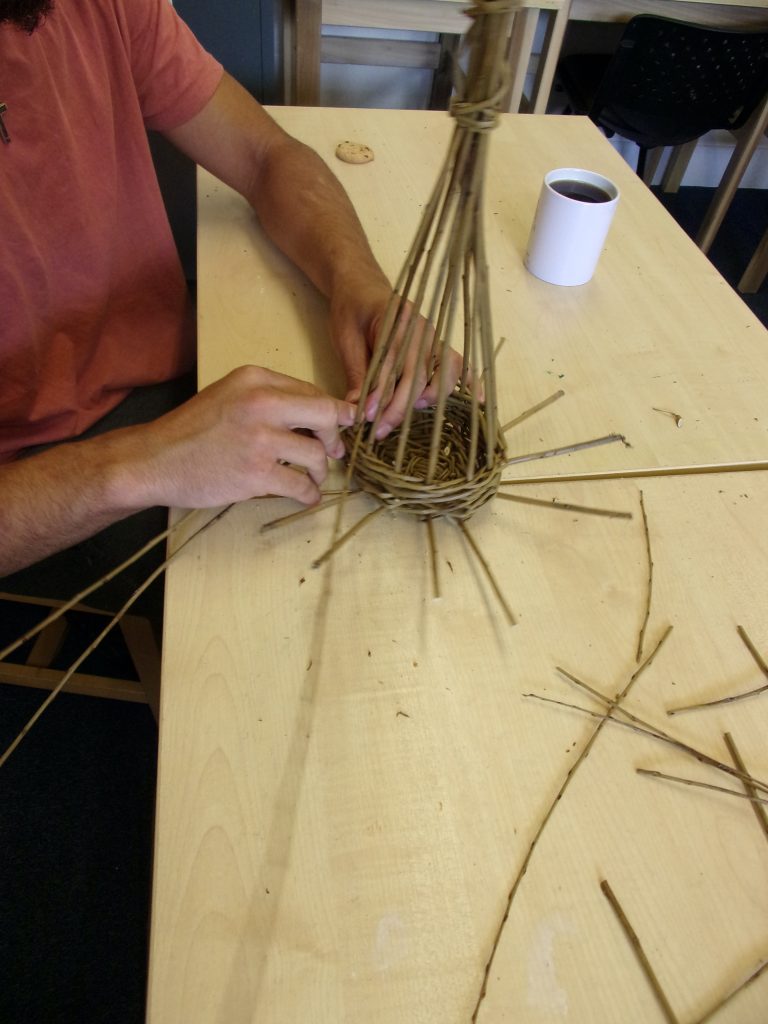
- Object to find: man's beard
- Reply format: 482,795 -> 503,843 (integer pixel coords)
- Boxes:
0,0 -> 54,32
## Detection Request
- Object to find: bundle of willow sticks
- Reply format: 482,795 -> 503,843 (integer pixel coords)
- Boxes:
344,0 -> 516,520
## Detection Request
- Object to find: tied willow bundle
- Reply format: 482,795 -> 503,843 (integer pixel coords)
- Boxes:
344,0 -> 516,521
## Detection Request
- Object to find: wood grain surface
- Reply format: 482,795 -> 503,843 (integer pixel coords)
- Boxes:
147,110 -> 768,1024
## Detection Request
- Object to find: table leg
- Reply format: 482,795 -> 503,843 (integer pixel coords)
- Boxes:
293,0 -> 323,105
502,7 -> 539,112
529,0 -> 572,114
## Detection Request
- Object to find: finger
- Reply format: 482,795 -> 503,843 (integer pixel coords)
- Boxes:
375,361 -> 429,438
416,347 -> 464,407
258,391 -> 355,457
267,462 -> 323,506
272,429 -> 330,487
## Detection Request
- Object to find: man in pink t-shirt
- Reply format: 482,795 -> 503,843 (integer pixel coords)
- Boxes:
0,0 -> 458,578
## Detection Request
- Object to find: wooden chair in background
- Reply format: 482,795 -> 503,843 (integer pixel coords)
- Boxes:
0,593 -> 161,721
286,0 -> 561,113
555,14 -> 768,282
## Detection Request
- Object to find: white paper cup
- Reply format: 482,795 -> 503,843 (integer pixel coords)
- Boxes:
524,168 -> 619,286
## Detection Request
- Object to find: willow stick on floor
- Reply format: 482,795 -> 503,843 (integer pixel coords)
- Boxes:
496,492 -> 633,519
667,625 -> 768,714
470,625 -> 673,1023
723,731 -> 768,845
600,879 -> 680,1024
0,504 -> 234,769
500,388 -> 565,433
0,508 -> 197,665
636,490 -> 653,663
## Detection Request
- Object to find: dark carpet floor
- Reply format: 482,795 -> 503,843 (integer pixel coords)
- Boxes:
0,186 -> 765,1024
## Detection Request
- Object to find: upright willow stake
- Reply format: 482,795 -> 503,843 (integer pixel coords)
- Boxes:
341,1 -> 515,526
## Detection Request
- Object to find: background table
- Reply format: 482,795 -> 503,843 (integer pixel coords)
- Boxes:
147,109 -> 768,1023
288,0 -> 563,112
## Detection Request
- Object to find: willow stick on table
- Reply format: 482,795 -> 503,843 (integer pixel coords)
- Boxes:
667,625 -> 768,714
600,879 -> 680,1024
471,625 -> 673,1022
691,959 -> 768,1024
503,432 -> 627,467
636,767 -> 768,807
723,731 -> 768,845
537,671 -> 768,796
500,388 -> 565,433
636,490 -> 653,663
496,492 -> 633,519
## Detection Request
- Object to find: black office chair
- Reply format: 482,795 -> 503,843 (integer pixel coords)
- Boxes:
556,15 -> 768,180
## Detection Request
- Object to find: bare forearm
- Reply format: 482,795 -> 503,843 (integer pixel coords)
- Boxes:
0,431 -> 146,576
246,133 -> 388,300
164,74 -> 390,303
0,367 -> 355,576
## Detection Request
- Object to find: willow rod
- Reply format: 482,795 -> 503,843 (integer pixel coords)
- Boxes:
667,625 -> 768,714
600,879 -> 680,1024
471,626 -> 673,1023
0,504 -> 234,768
0,508 -> 197,666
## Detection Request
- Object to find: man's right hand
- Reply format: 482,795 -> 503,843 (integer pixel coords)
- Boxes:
127,365 -> 356,509
0,366 -> 355,576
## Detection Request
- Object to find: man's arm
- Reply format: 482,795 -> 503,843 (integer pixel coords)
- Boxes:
163,73 -> 460,438
0,367 -> 354,576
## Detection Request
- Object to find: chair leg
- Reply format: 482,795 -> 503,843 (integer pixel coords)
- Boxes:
636,146 -> 648,182
0,592 -> 161,714
429,33 -> 460,110
641,147 -> 666,185
696,91 -> 768,254
660,140 -> 698,194
738,223 -> 768,294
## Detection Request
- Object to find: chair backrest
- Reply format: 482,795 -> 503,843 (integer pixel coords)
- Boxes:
590,15 -> 768,149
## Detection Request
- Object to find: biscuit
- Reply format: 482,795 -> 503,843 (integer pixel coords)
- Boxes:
335,141 -> 374,165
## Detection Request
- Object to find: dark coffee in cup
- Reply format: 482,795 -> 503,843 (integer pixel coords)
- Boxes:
550,179 -> 613,203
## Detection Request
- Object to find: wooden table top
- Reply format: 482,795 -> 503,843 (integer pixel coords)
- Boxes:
147,109 -> 768,1024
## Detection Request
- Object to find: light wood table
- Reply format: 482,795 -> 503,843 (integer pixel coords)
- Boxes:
147,110 -> 768,1023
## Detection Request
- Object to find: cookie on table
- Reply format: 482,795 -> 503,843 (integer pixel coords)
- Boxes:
335,141 -> 374,165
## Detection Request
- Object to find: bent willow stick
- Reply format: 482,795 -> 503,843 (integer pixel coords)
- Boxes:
471,626 -> 673,1022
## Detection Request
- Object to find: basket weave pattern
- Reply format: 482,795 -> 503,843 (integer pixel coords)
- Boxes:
344,1 -> 516,521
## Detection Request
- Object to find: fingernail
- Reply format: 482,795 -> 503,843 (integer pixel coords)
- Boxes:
365,397 -> 379,420
375,423 -> 391,440
414,398 -> 428,409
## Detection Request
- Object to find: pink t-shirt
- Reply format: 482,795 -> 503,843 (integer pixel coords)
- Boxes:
0,0 -> 223,461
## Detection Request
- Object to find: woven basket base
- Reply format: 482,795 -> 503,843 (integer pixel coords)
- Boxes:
345,394 -> 504,520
